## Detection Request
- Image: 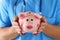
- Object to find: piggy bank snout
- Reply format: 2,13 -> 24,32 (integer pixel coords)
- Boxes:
27,25 -> 33,29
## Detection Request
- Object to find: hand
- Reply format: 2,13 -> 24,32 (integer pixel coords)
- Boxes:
38,16 -> 48,33
7,16 -> 21,40
0,16 -> 21,40
12,16 -> 21,34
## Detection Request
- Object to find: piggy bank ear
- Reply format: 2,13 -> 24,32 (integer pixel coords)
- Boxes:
34,13 -> 42,19
34,15 -> 40,19
19,13 -> 26,18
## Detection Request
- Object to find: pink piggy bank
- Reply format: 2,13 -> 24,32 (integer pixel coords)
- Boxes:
18,12 -> 42,35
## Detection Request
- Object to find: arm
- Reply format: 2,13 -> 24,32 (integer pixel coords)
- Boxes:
42,23 -> 60,39
39,17 -> 60,39
0,16 -> 20,40
0,0 -> 21,40
0,27 -> 18,40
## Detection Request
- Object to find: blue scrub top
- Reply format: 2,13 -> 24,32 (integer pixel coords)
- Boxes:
0,0 -> 60,40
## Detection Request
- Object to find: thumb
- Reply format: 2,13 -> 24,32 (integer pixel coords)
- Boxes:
41,16 -> 47,23
13,16 -> 19,22
12,16 -> 19,26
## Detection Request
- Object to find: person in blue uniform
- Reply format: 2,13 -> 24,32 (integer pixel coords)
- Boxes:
0,0 -> 60,40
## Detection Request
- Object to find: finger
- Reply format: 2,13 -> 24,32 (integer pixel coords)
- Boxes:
13,16 -> 19,22
16,27 -> 21,34
12,22 -> 18,26
39,26 -> 45,32
12,16 -> 19,26
41,16 -> 47,23
38,23 -> 46,33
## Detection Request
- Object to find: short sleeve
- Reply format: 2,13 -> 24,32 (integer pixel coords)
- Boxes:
55,0 -> 60,25
0,0 -> 11,27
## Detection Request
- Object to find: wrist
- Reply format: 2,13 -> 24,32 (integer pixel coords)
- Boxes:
7,26 -> 19,40
0,26 -> 19,40
10,26 -> 18,34
43,23 -> 49,31
42,24 -> 53,36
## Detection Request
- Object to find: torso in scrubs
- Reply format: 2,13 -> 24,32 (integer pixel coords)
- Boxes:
0,0 -> 60,40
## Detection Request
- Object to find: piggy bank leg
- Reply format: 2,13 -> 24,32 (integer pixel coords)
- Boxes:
33,31 -> 38,35
21,32 -> 25,35
21,29 -> 25,35
33,25 -> 41,35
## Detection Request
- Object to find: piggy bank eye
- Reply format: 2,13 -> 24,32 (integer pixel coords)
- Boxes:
26,19 -> 29,21
31,19 -> 33,21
